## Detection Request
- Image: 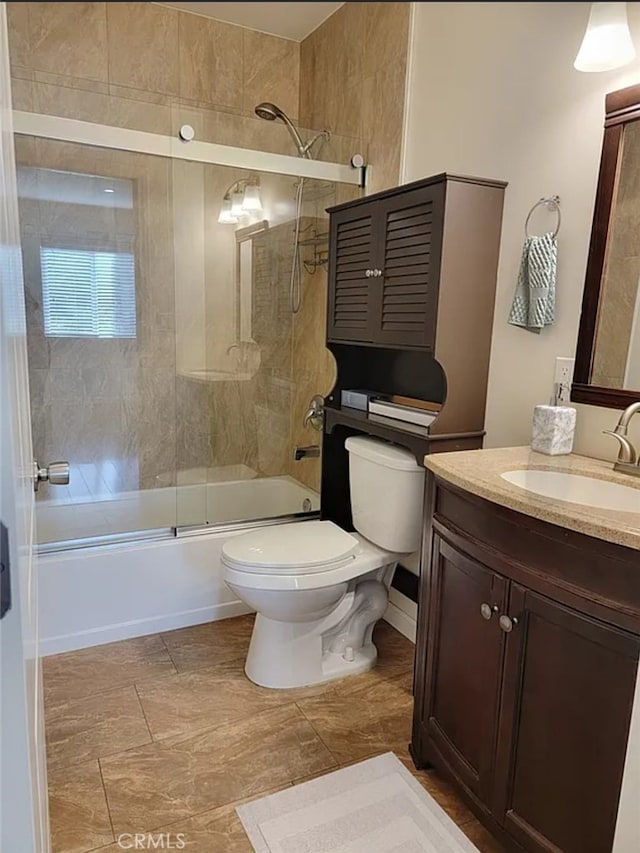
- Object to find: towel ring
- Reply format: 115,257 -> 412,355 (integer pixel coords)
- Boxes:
525,195 -> 561,239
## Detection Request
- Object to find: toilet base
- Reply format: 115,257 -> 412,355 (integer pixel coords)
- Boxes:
243,575 -> 391,689
244,612 -> 379,689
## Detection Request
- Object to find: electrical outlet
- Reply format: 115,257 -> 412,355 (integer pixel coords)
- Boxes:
554,357 -> 575,404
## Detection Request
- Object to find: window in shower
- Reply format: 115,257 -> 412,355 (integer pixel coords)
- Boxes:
40,242 -> 136,339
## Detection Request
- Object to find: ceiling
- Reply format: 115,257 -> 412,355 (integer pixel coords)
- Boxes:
155,2 -> 343,41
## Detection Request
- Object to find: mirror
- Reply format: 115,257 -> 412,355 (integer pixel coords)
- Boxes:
574,84 -> 640,408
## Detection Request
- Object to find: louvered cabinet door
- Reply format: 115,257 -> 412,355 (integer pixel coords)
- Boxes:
327,204 -> 378,343
374,183 -> 445,350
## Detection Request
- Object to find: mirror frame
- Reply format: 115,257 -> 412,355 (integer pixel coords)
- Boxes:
573,83 -> 640,409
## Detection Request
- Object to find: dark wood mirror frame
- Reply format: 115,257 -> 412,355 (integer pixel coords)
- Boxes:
573,83 -> 640,409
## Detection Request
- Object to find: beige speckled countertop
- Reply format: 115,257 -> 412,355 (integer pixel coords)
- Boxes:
424,446 -> 640,551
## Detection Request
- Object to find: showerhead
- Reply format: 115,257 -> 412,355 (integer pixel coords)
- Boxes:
254,102 -> 282,122
254,101 -> 329,159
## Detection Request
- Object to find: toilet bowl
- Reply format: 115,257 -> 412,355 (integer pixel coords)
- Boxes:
222,436 -> 425,689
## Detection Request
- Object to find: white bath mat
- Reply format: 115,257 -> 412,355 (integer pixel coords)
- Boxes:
236,752 -> 480,852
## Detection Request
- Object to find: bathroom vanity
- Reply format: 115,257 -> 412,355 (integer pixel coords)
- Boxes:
412,447 -> 640,853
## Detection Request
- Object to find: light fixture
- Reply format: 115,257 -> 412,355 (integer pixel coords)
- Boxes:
217,178 -> 263,225
241,183 -> 263,213
218,196 -> 238,224
574,2 -> 636,72
103,187 -> 115,193
230,189 -> 245,218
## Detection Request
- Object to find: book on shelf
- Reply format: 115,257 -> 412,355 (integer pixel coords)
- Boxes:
367,412 -> 431,436
368,397 -> 439,428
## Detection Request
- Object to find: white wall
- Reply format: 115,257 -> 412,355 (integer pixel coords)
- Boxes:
403,1 -> 640,457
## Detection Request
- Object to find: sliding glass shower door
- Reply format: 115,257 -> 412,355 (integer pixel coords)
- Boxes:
14,123 -> 360,547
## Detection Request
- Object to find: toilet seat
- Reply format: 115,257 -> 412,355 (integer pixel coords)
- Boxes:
223,526 -> 396,592
222,520 -> 358,575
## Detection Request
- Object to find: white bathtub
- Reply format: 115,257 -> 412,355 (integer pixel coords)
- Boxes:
37,523 -> 270,656
36,474 -> 320,545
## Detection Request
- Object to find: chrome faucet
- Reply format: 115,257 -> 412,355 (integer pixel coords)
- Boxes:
603,401 -> 640,477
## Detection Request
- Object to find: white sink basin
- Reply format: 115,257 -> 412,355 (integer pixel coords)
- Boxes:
501,470 -> 640,513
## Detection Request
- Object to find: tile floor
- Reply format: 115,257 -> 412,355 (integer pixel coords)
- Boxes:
43,615 -> 505,853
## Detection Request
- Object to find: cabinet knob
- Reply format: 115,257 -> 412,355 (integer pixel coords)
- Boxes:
480,603 -> 498,621
365,269 -> 372,277
499,614 -> 519,633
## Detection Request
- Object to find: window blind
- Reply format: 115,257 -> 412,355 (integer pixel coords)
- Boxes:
40,246 -> 136,339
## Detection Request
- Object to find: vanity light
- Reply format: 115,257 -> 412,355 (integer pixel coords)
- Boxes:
241,183 -> 263,213
230,189 -> 245,218
574,2 -> 636,72
218,197 -> 238,224
218,178 -> 262,225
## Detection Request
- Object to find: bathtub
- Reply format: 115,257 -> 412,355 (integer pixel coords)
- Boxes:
36,474 -> 320,545
37,475 -> 320,655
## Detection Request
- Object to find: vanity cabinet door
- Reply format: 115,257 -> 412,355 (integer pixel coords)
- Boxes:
420,535 -> 507,803
493,585 -> 640,853
326,203 -> 379,344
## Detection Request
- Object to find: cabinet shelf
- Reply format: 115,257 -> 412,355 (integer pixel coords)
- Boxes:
324,405 -> 483,462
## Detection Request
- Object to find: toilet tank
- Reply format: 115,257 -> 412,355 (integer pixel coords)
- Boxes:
345,436 -> 425,553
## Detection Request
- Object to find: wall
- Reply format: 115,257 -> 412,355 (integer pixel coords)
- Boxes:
403,1 -> 640,459
289,1 -> 411,490
6,1 -> 413,524
300,2 -> 411,196
5,2 -> 367,522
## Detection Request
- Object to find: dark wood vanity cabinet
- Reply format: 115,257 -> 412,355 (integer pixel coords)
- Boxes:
413,478 -> 640,853
326,174 -> 504,352
424,537 -> 507,804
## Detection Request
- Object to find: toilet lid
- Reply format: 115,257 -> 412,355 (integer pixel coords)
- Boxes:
221,520 -> 358,574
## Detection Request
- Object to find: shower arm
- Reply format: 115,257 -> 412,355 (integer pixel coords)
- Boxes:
276,112 -> 311,159
300,130 -> 331,157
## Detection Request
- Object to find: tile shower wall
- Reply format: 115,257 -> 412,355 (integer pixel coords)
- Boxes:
289,4 -> 411,489
7,2 -> 409,514
299,2 -> 411,196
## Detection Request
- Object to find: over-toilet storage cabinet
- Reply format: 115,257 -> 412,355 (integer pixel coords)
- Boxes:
320,173 -> 506,532
412,476 -> 640,853
326,173 -> 506,355
326,181 -> 444,349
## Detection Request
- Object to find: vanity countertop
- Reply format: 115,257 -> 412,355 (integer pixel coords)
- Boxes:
424,446 -> 640,550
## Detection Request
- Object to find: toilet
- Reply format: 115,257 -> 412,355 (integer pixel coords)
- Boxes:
222,436 -> 425,689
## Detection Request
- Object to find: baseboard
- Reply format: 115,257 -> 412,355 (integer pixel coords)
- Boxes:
39,600 -> 252,657
383,600 -> 416,643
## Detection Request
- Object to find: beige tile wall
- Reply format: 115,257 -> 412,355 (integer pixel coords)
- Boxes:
7,2 -> 410,517
299,2 -> 411,195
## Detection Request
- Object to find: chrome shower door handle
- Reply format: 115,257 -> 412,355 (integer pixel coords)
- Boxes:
33,460 -> 70,492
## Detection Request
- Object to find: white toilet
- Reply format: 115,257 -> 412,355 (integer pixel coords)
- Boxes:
222,436 -> 425,689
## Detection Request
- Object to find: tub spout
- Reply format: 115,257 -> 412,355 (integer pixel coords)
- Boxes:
294,445 -> 320,460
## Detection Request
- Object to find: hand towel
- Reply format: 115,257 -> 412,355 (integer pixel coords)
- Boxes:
508,231 -> 557,332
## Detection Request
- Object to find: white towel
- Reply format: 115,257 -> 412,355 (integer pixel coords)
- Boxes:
508,232 -> 557,332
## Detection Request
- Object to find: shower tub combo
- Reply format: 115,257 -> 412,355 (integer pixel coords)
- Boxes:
15,106 -> 365,655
